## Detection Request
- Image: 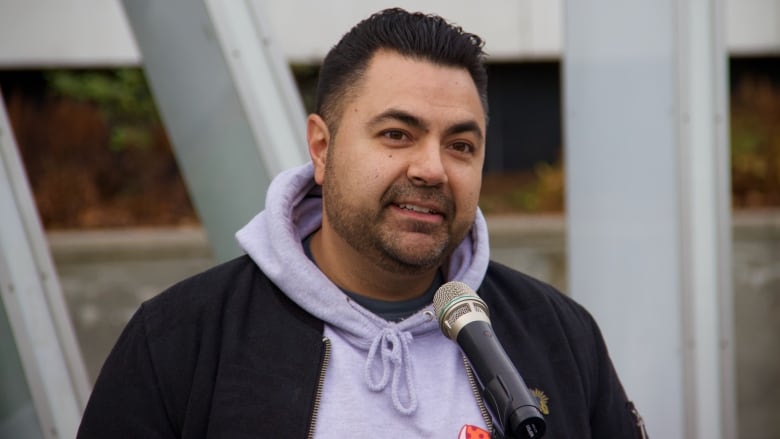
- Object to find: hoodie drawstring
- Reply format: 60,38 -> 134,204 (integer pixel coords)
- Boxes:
364,327 -> 417,415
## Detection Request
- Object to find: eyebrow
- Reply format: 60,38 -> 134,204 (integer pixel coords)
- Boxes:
444,120 -> 484,144
368,108 -> 484,143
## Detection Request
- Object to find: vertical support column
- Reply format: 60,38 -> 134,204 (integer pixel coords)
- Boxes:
120,0 -> 308,262
0,92 -> 90,439
563,0 -> 735,437
677,0 -> 736,437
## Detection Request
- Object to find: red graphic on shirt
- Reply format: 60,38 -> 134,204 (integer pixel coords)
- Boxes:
458,424 -> 490,439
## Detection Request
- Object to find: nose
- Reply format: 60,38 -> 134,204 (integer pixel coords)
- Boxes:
407,141 -> 448,187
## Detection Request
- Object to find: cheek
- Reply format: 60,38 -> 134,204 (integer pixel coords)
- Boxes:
361,152 -> 402,185
335,157 -> 387,196
452,175 -> 483,220
452,168 -> 482,201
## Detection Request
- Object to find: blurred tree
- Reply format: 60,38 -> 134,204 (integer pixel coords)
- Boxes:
44,68 -> 159,152
731,75 -> 780,208
4,62 -> 776,228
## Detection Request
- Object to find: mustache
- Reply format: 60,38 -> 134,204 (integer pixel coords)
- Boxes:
380,183 -> 455,217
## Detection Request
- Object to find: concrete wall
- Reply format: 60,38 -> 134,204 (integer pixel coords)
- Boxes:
1,0 -> 778,67
48,211 -> 779,438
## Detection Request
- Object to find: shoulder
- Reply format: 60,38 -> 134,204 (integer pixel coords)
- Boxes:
83,255 -> 324,436
479,260 -> 606,382
137,254 -> 321,343
480,260 -> 596,334
478,262 -> 642,437
149,254 -> 262,306
137,255 -> 265,332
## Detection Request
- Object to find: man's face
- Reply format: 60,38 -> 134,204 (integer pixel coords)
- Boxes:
312,50 -> 486,275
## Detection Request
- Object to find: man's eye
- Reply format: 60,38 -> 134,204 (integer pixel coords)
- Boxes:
450,141 -> 474,154
382,130 -> 408,141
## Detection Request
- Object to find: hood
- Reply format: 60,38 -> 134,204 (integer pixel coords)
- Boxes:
235,162 -> 490,414
236,162 -> 490,336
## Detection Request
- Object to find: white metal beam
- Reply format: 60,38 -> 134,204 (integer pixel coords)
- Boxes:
564,0 -> 736,437
0,91 -> 90,439
677,0 -> 737,436
120,0 -> 308,261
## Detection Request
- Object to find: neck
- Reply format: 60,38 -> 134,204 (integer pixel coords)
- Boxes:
309,228 -> 440,301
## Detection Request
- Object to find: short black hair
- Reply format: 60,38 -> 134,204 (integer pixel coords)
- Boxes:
314,8 -> 488,131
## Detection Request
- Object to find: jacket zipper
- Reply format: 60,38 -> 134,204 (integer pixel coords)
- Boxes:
306,336 -> 331,439
462,353 -> 494,434
630,403 -> 649,439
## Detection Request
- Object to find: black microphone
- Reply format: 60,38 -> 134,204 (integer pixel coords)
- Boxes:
433,281 -> 546,439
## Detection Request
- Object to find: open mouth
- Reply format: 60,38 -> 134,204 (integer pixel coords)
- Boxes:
396,203 -> 439,215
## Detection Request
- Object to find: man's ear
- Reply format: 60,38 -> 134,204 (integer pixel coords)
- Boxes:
307,114 -> 330,185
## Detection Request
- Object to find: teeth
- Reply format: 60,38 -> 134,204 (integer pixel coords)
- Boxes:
399,204 -> 435,214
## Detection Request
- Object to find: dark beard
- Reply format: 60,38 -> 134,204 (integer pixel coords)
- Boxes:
323,179 -> 459,275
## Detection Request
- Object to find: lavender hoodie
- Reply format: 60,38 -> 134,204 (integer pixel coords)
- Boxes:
236,163 -> 492,438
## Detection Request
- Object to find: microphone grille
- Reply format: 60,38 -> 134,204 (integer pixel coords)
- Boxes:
433,281 -> 490,340
432,281 -> 475,317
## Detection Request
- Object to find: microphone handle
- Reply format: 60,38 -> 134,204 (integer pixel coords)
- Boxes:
457,320 -> 546,439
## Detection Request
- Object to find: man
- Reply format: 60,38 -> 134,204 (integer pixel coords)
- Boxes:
77,8 -> 646,438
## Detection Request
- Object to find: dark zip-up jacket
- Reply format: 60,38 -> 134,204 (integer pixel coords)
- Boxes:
77,255 -> 646,438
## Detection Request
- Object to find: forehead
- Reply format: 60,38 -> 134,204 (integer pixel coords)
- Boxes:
342,50 -> 486,129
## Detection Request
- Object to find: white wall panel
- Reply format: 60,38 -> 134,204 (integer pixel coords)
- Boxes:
0,0 -> 776,67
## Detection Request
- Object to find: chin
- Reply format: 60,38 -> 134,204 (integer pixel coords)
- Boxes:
380,246 -> 450,274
